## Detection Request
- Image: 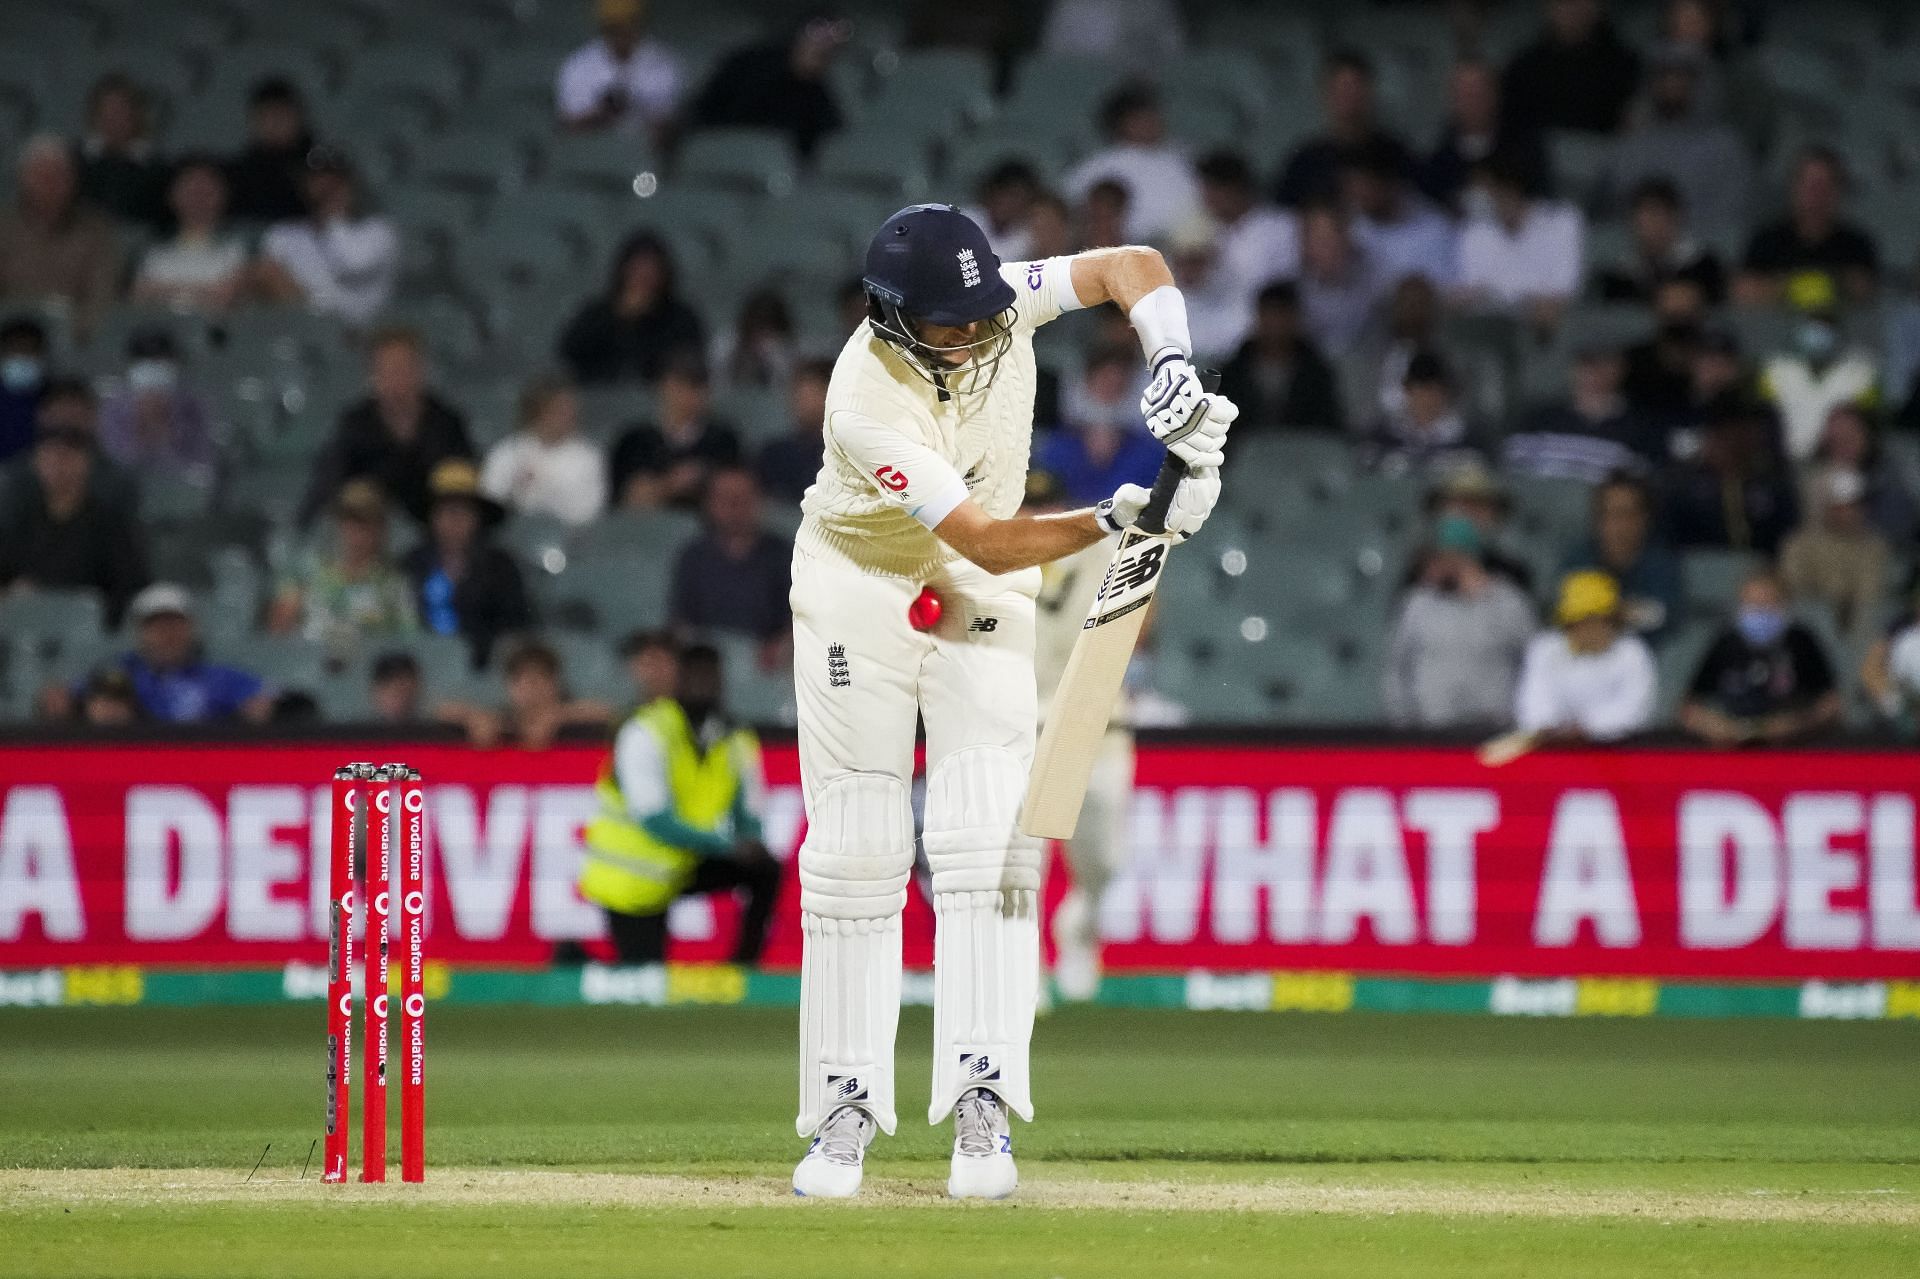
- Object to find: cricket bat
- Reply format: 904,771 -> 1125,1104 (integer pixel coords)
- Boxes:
1020,371 -> 1219,840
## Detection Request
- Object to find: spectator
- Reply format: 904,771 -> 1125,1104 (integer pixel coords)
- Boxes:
367,650 -> 425,725
1422,58 -> 1549,212
1456,150 -> 1584,331
1860,579 -> 1920,724
268,480 -> 419,656
1423,464 -> 1536,595
3,377 -> 133,504
1341,139 -> 1458,289
1218,282 -> 1343,433
302,328 -> 474,525
619,628 -> 679,707
1196,150 -> 1299,293
45,584 -> 272,724
1780,466 -> 1890,639
132,156 -> 249,313
74,74 -> 167,228
1515,570 -> 1656,741
559,231 -> 706,385
1594,177 -> 1725,304
1501,0 -> 1640,136
256,147 -> 398,327
1622,276 -> 1711,424
224,78 -> 317,224
480,373 -> 609,527
1025,191 -> 1073,260
1659,0 -> 1754,122
1807,402 -> 1916,546
963,160 -> 1044,261
1064,83 -> 1201,242
1605,46 -> 1750,236
668,466 -> 793,653
1667,322 -> 1751,442
1681,569 -> 1841,744
756,356 -> 830,504
1761,309 -> 1880,463
1168,216 -> 1251,362
1040,0 -> 1184,73
1359,351 -> 1486,474
1738,147 -> 1879,308
0,136 -> 121,337
1035,346 -> 1163,503
1383,513 -> 1536,729
609,349 -> 742,509
96,329 -> 217,490
75,666 -> 142,727
1560,472 -> 1683,643
1350,276 -> 1461,428
709,288 -> 796,390
1076,178 -> 1132,251
1662,399 -> 1798,553
0,315 -> 49,463
688,11 -> 848,159
0,403 -> 148,625
1296,202 -> 1386,360
403,459 -> 536,665
1275,49 -> 1415,209
556,0 -> 683,142
438,639 -> 613,750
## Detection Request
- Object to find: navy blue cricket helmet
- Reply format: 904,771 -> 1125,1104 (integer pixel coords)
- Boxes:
862,204 -> 1017,394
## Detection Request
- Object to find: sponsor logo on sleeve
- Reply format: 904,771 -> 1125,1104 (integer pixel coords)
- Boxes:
874,465 -> 909,492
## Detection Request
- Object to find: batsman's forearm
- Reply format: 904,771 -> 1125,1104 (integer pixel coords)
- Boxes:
938,508 -> 1108,576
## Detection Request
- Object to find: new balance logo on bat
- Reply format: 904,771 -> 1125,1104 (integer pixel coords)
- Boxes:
1095,543 -> 1165,602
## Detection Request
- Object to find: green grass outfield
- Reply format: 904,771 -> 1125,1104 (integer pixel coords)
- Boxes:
2,1005 -> 1916,1278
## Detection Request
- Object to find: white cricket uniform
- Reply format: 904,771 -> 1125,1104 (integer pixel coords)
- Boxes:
791,257 -> 1082,1137
1033,540 -> 1135,989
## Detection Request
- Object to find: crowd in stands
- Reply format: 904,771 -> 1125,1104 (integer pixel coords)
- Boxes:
3,0 -> 1920,744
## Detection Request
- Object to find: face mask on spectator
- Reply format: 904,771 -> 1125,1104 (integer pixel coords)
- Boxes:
1,355 -> 43,393
126,359 -> 179,394
1735,605 -> 1788,647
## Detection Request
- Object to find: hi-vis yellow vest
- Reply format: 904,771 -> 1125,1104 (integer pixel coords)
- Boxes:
579,700 -> 758,915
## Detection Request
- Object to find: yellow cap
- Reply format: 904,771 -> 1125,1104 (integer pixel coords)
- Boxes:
1556,570 -> 1620,626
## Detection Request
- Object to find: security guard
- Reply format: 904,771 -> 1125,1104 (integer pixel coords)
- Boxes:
580,644 -> 781,965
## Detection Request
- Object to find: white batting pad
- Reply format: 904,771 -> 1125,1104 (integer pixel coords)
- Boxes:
796,771 -> 915,1136
798,911 -> 904,1136
924,746 -> 1042,1122
928,887 -> 1039,1123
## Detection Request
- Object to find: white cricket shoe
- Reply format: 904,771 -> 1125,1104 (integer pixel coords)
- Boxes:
947,1088 -> 1017,1199
793,1106 -> 875,1198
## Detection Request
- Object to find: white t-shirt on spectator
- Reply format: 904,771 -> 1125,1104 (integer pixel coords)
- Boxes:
137,235 -> 248,293
481,433 -> 609,527
1065,144 -> 1202,242
1514,630 -> 1656,741
1353,200 -> 1458,289
1215,206 -> 1299,292
1458,201 -> 1584,307
556,38 -> 682,129
260,215 -> 398,326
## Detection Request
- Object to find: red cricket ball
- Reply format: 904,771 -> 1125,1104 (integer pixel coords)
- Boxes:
908,585 -> 943,632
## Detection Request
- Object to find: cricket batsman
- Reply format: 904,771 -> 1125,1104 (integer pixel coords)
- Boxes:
788,204 -> 1237,1198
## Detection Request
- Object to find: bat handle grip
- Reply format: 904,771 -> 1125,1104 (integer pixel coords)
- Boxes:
1136,368 -> 1220,536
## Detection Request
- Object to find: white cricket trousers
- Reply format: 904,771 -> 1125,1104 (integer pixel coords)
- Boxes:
789,544 -> 1044,1137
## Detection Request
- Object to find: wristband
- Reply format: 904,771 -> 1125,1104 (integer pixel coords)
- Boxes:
1127,284 -> 1192,362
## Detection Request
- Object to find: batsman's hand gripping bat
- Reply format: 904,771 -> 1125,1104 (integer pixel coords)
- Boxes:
1020,371 -> 1221,840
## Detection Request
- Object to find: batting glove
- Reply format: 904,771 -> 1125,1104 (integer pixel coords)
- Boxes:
1095,467 -> 1221,542
1140,349 -> 1235,469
